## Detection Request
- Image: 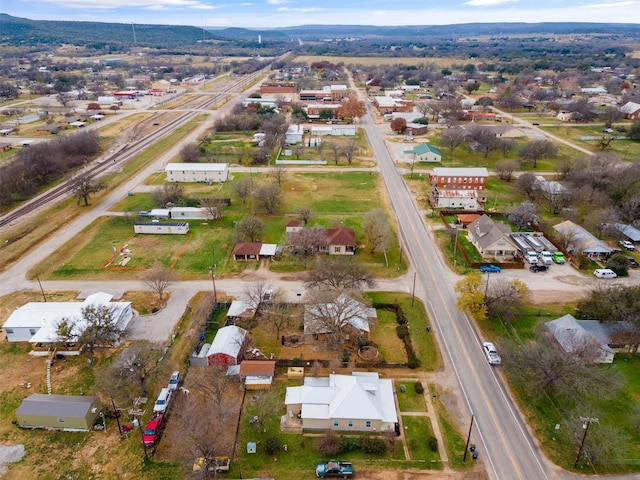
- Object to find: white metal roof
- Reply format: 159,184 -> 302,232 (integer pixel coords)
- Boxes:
432,167 -> 489,177
165,163 -> 228,172
206,325 -> 247,359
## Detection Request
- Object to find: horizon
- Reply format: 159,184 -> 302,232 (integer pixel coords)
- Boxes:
2,1 -> 640,29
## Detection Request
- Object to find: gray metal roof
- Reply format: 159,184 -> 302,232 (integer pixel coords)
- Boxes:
16,394 -> 100,418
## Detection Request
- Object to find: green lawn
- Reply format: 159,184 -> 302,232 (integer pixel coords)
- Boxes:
396,384 -> 427,412
402,416 -> 442,466
370,309 -> 407,364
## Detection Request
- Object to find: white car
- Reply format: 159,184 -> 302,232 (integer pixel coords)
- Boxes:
483,342 -> 502,365
620,240 -> 635,251
168,370 -> 181,391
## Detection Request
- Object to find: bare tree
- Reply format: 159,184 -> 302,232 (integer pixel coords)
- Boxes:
328,141 -> 341,165
261,292 -> 296,339
180,143 -> 200,162
496,159 -> 518,182
465,124 -> 500,159
232,177 -> 253,204
56,304 -> 123,364
508,201 -> 538,229
97,341 -> 161,401
518,140 -> 558,168
200,197 -> 223,219
483,277 -> 529,321
296,206 -> 314,225
269,165 -> 287,187
70,171 -> 106,206
304,288 -> 374,347
342,141 -> 358,165
143,262 -> 176,302
151,183 -> 185,208
362,209 -> 393,264
242,280 -> 273,315
288,227 -> 328,267
516,172 -> 537,198
254,183 -> 283,215
236,216 -> 264,242
440,127 -> 466,154
305,258 -> 376,291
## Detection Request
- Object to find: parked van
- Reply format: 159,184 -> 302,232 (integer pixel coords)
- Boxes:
594,268 -> 617,279
153,388 -> 172,414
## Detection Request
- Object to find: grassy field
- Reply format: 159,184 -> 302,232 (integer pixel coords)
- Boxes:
40,171 -> 405,280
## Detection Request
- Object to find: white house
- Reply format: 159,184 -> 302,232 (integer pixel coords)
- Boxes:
3,293 -> 133,355
304,293 -> 377,338
433,188 -> 479,210
284,372 -> 397,432
165,163 -> 229,183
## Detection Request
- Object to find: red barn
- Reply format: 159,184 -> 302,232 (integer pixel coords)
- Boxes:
206,326 -> 248,366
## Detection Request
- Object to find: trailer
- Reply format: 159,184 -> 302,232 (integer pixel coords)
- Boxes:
510,234 -> 531,255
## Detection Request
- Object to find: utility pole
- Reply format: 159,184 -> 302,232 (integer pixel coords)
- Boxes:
210,244 -> 218,306
463,414 -> 475,462
411,272 -> 417,307
35,273 -> 46,302
574,417 -> 598,468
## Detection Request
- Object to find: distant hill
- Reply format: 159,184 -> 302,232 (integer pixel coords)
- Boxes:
209,27 -> 289,41
0,13 -> 224,48
276,22 -> 640,39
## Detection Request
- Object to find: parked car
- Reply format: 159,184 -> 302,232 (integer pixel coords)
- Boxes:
316,461 -> 354,478
482,342 -> 501,365
525,251 -> 538,264
540,251 -> 553,265
626,256 -> 639,268
552,251 -> 566,264
142,413 -> 164,447
594,268 -> 617,279
138,210 -> 151,217
620,240 -> 635,251
530,264 -> 549,273
153,388 -> 172,414
480,264 -> 501,273
168,371 -> 181,391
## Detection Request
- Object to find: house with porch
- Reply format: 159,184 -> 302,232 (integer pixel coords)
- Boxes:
403,143 -> 442,163
284,372 -> 397,433
553,220 -> 618,260
320,226 -> 356,255
467,214 -> 518,260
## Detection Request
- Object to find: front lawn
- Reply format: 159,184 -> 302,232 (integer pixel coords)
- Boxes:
402,416 -> 442,466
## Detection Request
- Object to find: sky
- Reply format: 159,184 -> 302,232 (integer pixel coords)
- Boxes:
2,0 -> 640,29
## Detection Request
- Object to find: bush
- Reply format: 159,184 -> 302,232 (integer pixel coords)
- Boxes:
428,435 -> 438,452
359,436 -> 387,455
316,432 -> 341,455
414,381 -> 424,394
265,436 -> 281,455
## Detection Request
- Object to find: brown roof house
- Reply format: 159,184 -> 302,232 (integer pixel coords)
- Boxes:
320,226 -> 356,255
468,215 -> 518,260
239,360 -> 276,390
233,243 -> 277,261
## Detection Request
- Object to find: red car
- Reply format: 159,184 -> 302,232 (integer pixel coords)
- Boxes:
142,413 -> 164,447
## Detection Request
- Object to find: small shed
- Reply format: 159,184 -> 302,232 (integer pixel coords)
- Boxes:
287,367 -> 304,380
227,301 -> 256,322
16,394 -> 103,432
285,220 -> 304,233
240,360 -> 276,390
206,325 -> 248,366
134,222 -> 189,235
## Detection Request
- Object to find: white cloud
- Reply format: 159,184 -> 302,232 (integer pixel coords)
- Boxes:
40,0 -> 214,8
277,7 -> 324,12
464,0 -> 518,6
267,0 -> 291,4
582,0 -> 638,7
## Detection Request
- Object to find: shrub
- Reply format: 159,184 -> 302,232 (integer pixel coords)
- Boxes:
265,436 -> 281,455
359,436 -> 387,455
428,435 -> 438,452
316,432 -> 341,455
414,381 -> 424,394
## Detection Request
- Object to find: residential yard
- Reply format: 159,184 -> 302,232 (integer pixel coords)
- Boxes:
402,416 -> 442,466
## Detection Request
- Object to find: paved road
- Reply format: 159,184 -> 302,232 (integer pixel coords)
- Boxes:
360,103 -> 552,480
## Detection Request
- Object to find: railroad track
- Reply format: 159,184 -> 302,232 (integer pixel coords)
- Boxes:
0,64 -> 272,231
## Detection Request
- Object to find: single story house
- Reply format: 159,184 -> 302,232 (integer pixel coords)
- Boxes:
310,125 -> 356,136
232,243 -> 277,261
206,325 -> 249,366
16,394 -> 103,432
285,124 -> 304,144
239,360 -> 276,390
405,123 -> 429,136
553,220 -> 618,260
404,143 -> 442,163
226,301 -> 256,323
134,222 -> 189,235
620,102 -> 640,120
468,214 -> 518,260
164,163 -> 229,183
431,167 -> 489,190
3,292 -> 133,355
304,293 -> 377,338
36,124 -> 63,135
285,220 -> 304,233
433,188 -> 479,211
320,226 -> 356,256
482,123 -> 524,138
284,372 -> 397,432
545,314 -> 615,363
